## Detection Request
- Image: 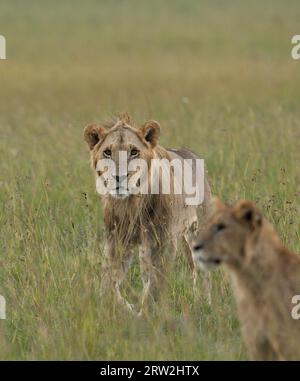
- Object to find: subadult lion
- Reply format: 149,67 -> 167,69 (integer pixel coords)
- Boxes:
192,198 -> 300,360
84,114 -> 212,312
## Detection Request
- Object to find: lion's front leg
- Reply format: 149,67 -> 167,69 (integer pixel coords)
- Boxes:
138,238 -> 165,313
100,239 -> 114,293
138,242 -> 155,311
100,237 -> 135,313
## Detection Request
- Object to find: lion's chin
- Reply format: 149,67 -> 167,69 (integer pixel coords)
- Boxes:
110,189 -> 131,200
112,194 -> 129,200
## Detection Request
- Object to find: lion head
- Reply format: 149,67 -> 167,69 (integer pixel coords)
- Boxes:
192,198 -> 264,271
84,114 -> 162,199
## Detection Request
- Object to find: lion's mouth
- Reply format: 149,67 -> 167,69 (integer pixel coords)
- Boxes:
197,256 -> 222,266
111,187 -> 130,199
192,251 -> 223,270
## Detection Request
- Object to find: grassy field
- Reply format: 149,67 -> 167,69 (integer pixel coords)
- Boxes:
0,0 -> 299,360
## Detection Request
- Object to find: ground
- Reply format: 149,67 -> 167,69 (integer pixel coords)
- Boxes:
0,0 -> 299,360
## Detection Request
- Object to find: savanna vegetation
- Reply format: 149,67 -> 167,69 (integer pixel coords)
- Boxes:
0,0 -> 299,359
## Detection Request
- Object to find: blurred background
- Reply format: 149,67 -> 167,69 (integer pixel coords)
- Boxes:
1,1 -> 300,116
0,0 -> 299,360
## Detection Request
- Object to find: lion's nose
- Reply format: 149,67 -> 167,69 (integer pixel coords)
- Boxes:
114,174 -> 128,184
193,243 -> 204,252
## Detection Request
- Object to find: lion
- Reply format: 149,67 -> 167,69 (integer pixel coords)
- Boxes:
192,198 -> 300,360
84,114 -> 212,313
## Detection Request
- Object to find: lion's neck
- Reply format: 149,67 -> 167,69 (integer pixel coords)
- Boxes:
104,193 -> 152,219
229,220 -> 297,300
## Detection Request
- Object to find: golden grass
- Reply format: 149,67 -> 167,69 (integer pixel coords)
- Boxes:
0,0 -> 299,359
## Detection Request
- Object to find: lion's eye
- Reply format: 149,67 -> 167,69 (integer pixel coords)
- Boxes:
214,223 -> 226,233
103,149 -> 112,158
130,149 -> 139,157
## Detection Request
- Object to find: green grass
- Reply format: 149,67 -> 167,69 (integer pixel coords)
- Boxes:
0,0 -> 299,360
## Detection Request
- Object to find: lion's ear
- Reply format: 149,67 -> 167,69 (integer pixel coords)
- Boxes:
84,124 -> 106,150
232,200 -> 262,230
140,120 -> 160,148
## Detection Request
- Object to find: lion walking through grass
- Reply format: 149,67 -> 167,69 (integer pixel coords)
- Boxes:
84,114 -> 212,313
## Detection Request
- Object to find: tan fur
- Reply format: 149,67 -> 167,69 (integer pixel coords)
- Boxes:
84,114 -> 212,312
193,199 -> 300,360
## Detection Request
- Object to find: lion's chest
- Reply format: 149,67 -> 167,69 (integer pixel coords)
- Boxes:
104,201 -> 169,246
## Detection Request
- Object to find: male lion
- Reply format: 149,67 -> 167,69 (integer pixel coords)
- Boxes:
192,198 -> 300,360
84,114 -> 212,312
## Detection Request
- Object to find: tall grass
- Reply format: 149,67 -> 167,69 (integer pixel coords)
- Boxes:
0,0 -> 299,359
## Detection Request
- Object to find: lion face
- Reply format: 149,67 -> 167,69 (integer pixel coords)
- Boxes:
192,199 -> 263,271
84,116 -> 160,199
